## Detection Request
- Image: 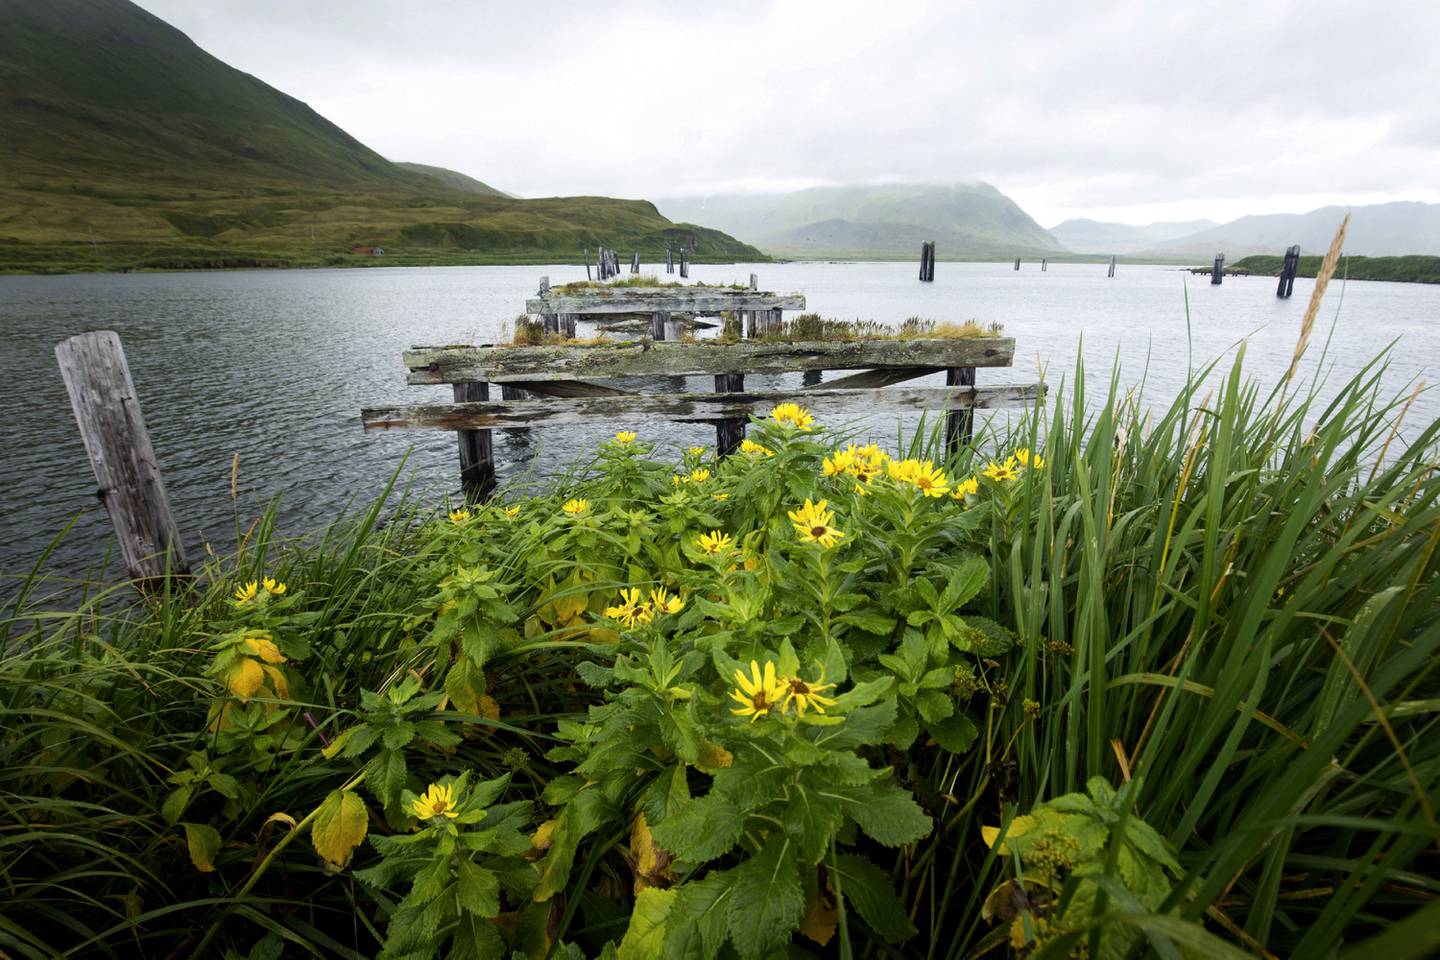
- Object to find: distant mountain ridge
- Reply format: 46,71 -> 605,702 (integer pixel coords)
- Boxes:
0,0 -> 760,271
658,183 -> 1063,259
1048,218 -> 1219,254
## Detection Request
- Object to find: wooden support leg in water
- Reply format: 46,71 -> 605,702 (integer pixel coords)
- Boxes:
651,311 -> 670,340
454,381 -> 495,500
714,373 -> 745,455
1108,256 -> 1116,278
945,366 -> 976,456
1041,258 -> 1047,272
55,330 -> 191,582
1211,253 -> 1225,285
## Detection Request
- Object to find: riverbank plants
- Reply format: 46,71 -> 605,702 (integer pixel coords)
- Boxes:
2,335 -> 1438,958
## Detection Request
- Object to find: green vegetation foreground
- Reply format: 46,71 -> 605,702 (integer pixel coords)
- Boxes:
1232,253 -> 1440,285
3,330 -> 1437,958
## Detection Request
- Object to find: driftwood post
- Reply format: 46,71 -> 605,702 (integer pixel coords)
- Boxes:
666,245 -> 673,274
749,273 -> 758,290
945,366 -> 976,455
1211,254 -> 1225,286
679,247 -> 689,279
632,252 -> 640,274
1107,256 -> 1117,278
55,331 -> 191,581
1041,258 -> 1047,272
651,311 -> 670,340
1013,258 -> 1021,271
454,381 -> 495,499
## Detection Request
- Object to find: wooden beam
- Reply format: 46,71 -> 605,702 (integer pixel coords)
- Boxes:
55,331 -> 190,581
363,384 -> 1043,432
525,290 -> 806,315
815,366 -> 939,390
501,379 -> 633,398
406,337 -> 1015,384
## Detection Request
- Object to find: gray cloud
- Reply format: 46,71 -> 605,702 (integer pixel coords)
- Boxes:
135,0 -> 1440,224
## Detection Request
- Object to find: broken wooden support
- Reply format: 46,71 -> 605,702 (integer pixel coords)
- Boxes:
1211,253 -> 1225,285
454,381 -> 495,499
1107,256 -> 1117,278
55,331 -> 190,582
1041,259 -> 1047,272
363,384 -> 1045,432
1277,245 -> 1300,298
945,366 -> 977,454
1014,258 -> 1021,271
714,373 -> 745,454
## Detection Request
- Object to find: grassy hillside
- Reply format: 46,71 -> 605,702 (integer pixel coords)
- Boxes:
658,183 -> 1062,259
0,0 -> 761,272
393,162 -> 512,198
1232,253 -> 1440,284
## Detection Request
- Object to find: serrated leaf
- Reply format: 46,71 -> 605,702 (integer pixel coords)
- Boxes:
832,853 -> 917,944
783,786 -> 844,865
662,871 -> 735,960
832,780 -> 931,846
726,834 -> 803,960
941,555 -> 989,609
161,785 -> 192,825
575,660 -> 615,687
641,765 -> 691,825
366,747 -> 408,818
814,699 -> 897,750
914,688 -> 954,723
836,611 -> 896,635
226,658 -> 264,700
651,795 -> 742,863
181,822 -> 221,873
455,860 -> 501,918
926,714 -> 978,753
311,789 -> 368,870
618,887 -> 676,960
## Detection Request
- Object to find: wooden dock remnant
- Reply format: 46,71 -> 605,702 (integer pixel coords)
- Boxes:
1277,244 -> 1300,298
665,245 -> 674,274
679,246 -> 689,279
1013,258 -> 1021,271
919,241 -> 935,282
1211,253 -> 1225,285
55,331 -> 191,582
632,252 -> 640,274
1107,256 -> 1117,278
1041,258 -> 1047,272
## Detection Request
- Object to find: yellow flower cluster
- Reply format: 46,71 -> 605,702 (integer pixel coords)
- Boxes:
613,431 -> 636,445
672,467 -> 711,487
561,498 -> 590,516
887,458 -> 952,497
823,442 -> 890,490
728,660 -> 838,721
768,403 -> 815,431
788,498 -> 845,548
982,448 -> 1043,482
696,530 -> 734,555
739,438 -> 774,457
503,505 -> 522,519
951,475 -> 980,500
449,508 -> 471,524
603,586 -> 686,627
233,577 -> 287,604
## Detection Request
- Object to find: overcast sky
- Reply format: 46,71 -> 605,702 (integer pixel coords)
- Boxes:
137,0 -> 1440,226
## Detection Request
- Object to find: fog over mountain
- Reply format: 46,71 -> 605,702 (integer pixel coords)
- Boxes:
1049,219 -> 1220,254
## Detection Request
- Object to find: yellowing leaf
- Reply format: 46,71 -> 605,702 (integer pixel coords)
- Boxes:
311,789 -> 368,871
980,815 -> 1035,854
696,742 -> 734,771
181,822 -> 222,873
630,813 -> 673,893
261,664 -> 290,699
617,887 -> 676,960
799,886 -> 838,946
531,819 -> 559,851
226,658 -> 265,700
243,634 -> 286,664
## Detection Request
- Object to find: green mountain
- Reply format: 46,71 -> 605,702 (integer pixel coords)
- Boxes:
393,163 -> 512,198
1139,202 -> 1440,258
657,183 -> 1063,259
0,0 -> 760,272
1048,218 -> 1219,254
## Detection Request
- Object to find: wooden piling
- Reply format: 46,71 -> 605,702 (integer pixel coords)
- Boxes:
1277,245 -> 1300,298
714,373 -> 745,454
1014,258 -> 1020,271
1041,259 -> 1047,272
1107,256 -> 1116,278
666,245 -> 673,274
679,247 -> 689,279
749,273 -> 758,290
1211,254 -> 1224,285
55,331 -> 191,581
454,381 -> 495,499
945,366 -> 976,455
651,311 -> 669,340
632,252 -> 640,274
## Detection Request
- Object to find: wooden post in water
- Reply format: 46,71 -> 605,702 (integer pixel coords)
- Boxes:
454,381 -> 495,499
749,273 -> 758,290
1107,256 -> 1116,278
927,241 -> 936,281
55,331 -> 191,581
651,311 -> 669,340
666,245 -> 674,274
1211,253 -> 1225,285
679,247 -> 689,279
632,252 -> 640,274
920,241 -> 935,281
1041,258 -> 1047,272
945,366 -> 976,455
1014,258 -> 1021,271
1277,245 -> 1300,298
714,373 -> 745,454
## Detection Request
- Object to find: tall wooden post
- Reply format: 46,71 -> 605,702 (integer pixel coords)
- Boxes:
715,373 -> 745,455
927,241 -> 936,280
679,247 -> 689,278
945,366 -> 976,456
1277,245 -> 1299,298
749,273 -> 758,290
1211,254 -> 1224,285
666,245 -> 673,274
632,252 -> 640,273
920,242 -> 929,281
651,311 -> 669,339
1041,258 -> 1047,272
55,331 -> 191,582
454,381 -> 495,500
1107,256 -> 1116,278
1013,258 -> 1020,271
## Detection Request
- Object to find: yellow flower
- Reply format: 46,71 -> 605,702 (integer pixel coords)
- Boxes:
697,530 -> 734,555
561,498 -> 589,516
788,498 -> 845,548
951,475 -> 980,500
671,474 -> 684,486
688,446 -> 706,457
503,505 -> 521,518
729,660 -> 786,722
822,447 -> 857,477
740,438 -> 774,457
649,586 -> 686,615
888,458 -> 951,497
712,493 -> 729,501
982,458 -> 1020,482
261,577 -> 286,596
448,508 -> 471,525
688,468 -> 711,484
614,431 -> 636,445
233,581 -> 259,604
778,672 -> 838,717
412,782 -> 460,820
604,587 -> 653,628
769,402 -> 815,431
1015,448 -> 1045,470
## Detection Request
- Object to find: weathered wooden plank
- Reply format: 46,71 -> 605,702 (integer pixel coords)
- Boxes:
454,381 -> 495,499
363,384 -> 1043,431
502,380 -> 633,398
714,373 -> 745,454
813,366 -> 939,391
55,331 -> 190,581
406,337 -> 1015,384
525,290 -> 806,315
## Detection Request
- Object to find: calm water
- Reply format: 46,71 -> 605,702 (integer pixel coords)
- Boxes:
3,261 -> 1437,585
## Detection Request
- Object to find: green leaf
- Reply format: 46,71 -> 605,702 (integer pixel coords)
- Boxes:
642,765 -> 691,825
454,860 -> 501,918
814,699 -> 897,749
662,872 -> 735,960
651,795 -> 743,863
914,688 -> 954,723
207,773 -> 241,800
618,887 -> 676,960
311,789 -> 369,870
783,785 -> 844,864
181,822 -> 221,873
726,834 -> 804,960
832,853 -> 917,944
467,773 -> 512,811
161,785 -> 193,825
447,912 -> 508,960
834,780 -> 931,846
926,714 -> 978,753
940,554 -> 988,609
533,789 -> 610,902
366,747 -> 408,819
836,611 -> 897,635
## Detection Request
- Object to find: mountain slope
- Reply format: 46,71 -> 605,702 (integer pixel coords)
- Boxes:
394,163 -> 512,198
1139,202 -> 1440,258
658,183 -> 1062,258
1048,218 -> 1218,254
0,0 -> 761,271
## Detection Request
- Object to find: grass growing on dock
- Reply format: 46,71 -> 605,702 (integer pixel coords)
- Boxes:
551,275 -> 754,294
3,321 -> 1437,958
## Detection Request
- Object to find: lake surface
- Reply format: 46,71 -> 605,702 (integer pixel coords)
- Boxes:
3,261 -> 1437,586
